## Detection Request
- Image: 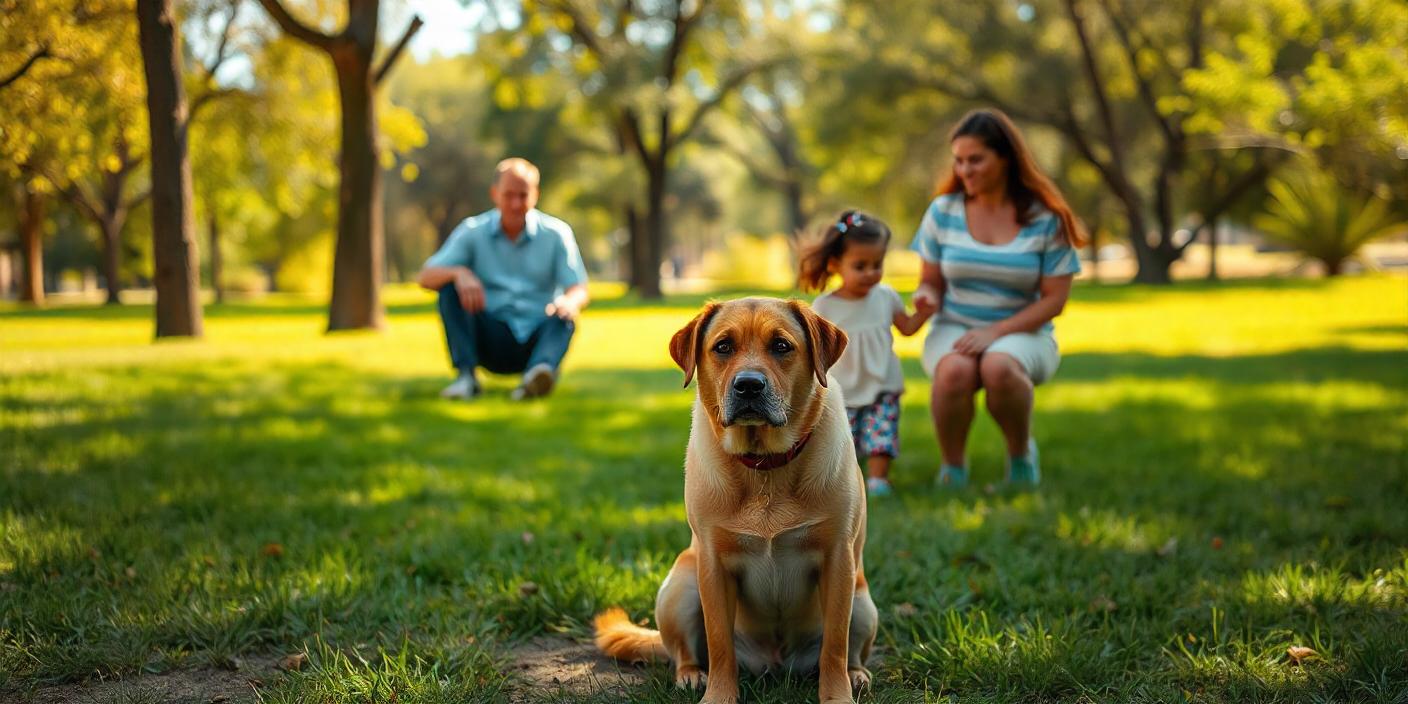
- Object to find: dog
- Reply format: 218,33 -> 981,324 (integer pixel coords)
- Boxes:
594,297 -> 878,704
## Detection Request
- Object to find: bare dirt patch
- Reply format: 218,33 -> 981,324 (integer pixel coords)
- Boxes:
504,634 -> 653,702
10,656 -> 281,704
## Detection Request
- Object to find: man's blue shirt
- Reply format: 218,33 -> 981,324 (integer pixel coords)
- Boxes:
425,208 -> 588,342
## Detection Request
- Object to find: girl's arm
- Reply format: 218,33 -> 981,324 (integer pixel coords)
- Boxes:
893,261 -> 944,336
893,301 -> 935,336
913,260 -> 945,312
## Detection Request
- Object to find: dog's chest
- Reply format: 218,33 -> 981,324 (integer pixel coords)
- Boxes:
719,513 -> 824,610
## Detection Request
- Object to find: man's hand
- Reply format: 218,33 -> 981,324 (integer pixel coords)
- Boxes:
455,269 -> 486,313
545,294 -> 580,321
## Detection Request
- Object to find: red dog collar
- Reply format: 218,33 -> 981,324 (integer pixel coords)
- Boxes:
737,433 -> 813,471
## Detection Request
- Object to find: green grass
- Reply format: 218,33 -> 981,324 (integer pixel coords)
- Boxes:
2,275 -> 1406,703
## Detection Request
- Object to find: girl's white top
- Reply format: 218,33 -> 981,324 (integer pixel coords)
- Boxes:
811,283 -> 906,408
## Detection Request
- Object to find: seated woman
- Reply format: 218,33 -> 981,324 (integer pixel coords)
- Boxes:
910,109 -> 1088,487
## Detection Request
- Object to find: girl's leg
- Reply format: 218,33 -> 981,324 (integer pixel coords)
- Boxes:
866,454 -> 891,480
931,354 -> 980,467
978,352 -> 1034,457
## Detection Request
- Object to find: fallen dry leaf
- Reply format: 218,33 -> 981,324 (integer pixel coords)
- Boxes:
518,581 -> 539,597
893,602 -> 918,618
279,652 -> 308,671
1157,537 -> 1179,557
124,566 -> 136,579
260,543 -> 284,558
1287,646 -> 1317,665
1089,595 -> 1118,613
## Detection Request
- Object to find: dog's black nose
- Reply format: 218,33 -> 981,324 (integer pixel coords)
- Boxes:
732,371 -> 767,399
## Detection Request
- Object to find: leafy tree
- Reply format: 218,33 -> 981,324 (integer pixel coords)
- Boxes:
497,0 -> 788,297
137,0 -> 204,337
1,0 -> 151,304
255,0 -> 423,329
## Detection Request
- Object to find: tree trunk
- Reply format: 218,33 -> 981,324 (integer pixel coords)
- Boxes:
138,0 -> 204,338
1206,215 -> 1219,281
19,186 -> 45,305
631,158 -> 666,299
101,215 -> 124,304
785,177 -> 806,235
1322,257 -> 1343,276
1085,220 -> 1100,284
209,208 -> 224,303
327,44 -> 384,331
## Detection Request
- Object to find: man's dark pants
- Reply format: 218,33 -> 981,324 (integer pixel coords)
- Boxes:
437,286 -> 575,376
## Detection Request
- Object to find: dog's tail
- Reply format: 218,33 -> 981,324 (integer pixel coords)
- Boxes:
593,607 -> 668,664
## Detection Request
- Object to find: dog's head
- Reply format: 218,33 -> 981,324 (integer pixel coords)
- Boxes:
670,297 -> 847,455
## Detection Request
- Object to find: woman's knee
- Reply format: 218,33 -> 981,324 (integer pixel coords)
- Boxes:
979,353 -> 1030,393
934,354 -> 978,394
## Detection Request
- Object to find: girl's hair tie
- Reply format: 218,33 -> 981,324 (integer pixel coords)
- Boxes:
836,213 -> 863,233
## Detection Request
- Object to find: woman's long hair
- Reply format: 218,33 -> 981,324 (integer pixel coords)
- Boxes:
937,109 -> 1088,247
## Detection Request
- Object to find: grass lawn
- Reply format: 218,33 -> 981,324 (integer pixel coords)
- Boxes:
2,275 -> 1406,703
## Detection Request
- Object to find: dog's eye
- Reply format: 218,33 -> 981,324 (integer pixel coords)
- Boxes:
770,339 -> 793,354
712,340 -> 733,355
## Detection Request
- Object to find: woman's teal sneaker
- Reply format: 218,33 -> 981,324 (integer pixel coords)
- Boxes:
1006,438 -> 1041,486
937,464 -> 969,488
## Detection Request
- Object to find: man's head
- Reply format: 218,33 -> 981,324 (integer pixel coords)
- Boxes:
490,158 -> 541,233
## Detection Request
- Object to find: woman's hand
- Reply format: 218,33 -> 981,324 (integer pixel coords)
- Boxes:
954,325 -> 1002,356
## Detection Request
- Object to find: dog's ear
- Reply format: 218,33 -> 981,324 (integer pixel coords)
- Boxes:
669,302 -> 722,388
788,299 -> 848,387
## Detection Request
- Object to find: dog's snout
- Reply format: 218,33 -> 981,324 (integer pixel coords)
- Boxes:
731,371 -> 768,399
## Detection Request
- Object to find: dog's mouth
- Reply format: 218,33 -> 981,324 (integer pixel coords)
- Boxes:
723,401 -> 787,428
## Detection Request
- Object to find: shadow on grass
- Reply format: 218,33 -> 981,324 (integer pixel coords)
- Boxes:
2,345 -> 1405,701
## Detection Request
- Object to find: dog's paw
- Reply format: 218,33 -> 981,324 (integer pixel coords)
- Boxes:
849,666 -> 872,691
675,665 -> 706,690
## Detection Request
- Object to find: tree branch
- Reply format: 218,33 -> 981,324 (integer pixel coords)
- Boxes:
1063,0 -> 1129,172
0,45 -> 52,90
662,0 -> 703,85
190,86 -> 252,121
202,0 -> 240,80
123,188 -> 152,211
545,0 -> 609,61
670,56 -> 783,150
1180,155 -> 1278,253
255,0 -> 336,49
26,161 -> 101,222
1097,0 -> 1178,144
373,15 -> 423,85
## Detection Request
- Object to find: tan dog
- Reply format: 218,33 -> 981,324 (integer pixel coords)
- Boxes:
594,297 -> 878,704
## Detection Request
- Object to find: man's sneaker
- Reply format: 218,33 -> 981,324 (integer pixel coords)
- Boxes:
866,477 -> 894,498
510,363 -> 556,401
1005,437 -> 1041,487
439,372 -> 480,400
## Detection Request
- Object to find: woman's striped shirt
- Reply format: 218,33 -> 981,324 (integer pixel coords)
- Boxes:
909,192 -> 1081,332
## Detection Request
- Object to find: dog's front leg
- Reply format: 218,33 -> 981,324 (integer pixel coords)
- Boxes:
696,544 -> 739,704
817,546 -> 857,703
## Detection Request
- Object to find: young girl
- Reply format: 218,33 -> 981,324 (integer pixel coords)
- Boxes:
800,210 -> 938,497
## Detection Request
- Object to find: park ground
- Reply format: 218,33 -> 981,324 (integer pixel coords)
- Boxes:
1,275 -> 1406,703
